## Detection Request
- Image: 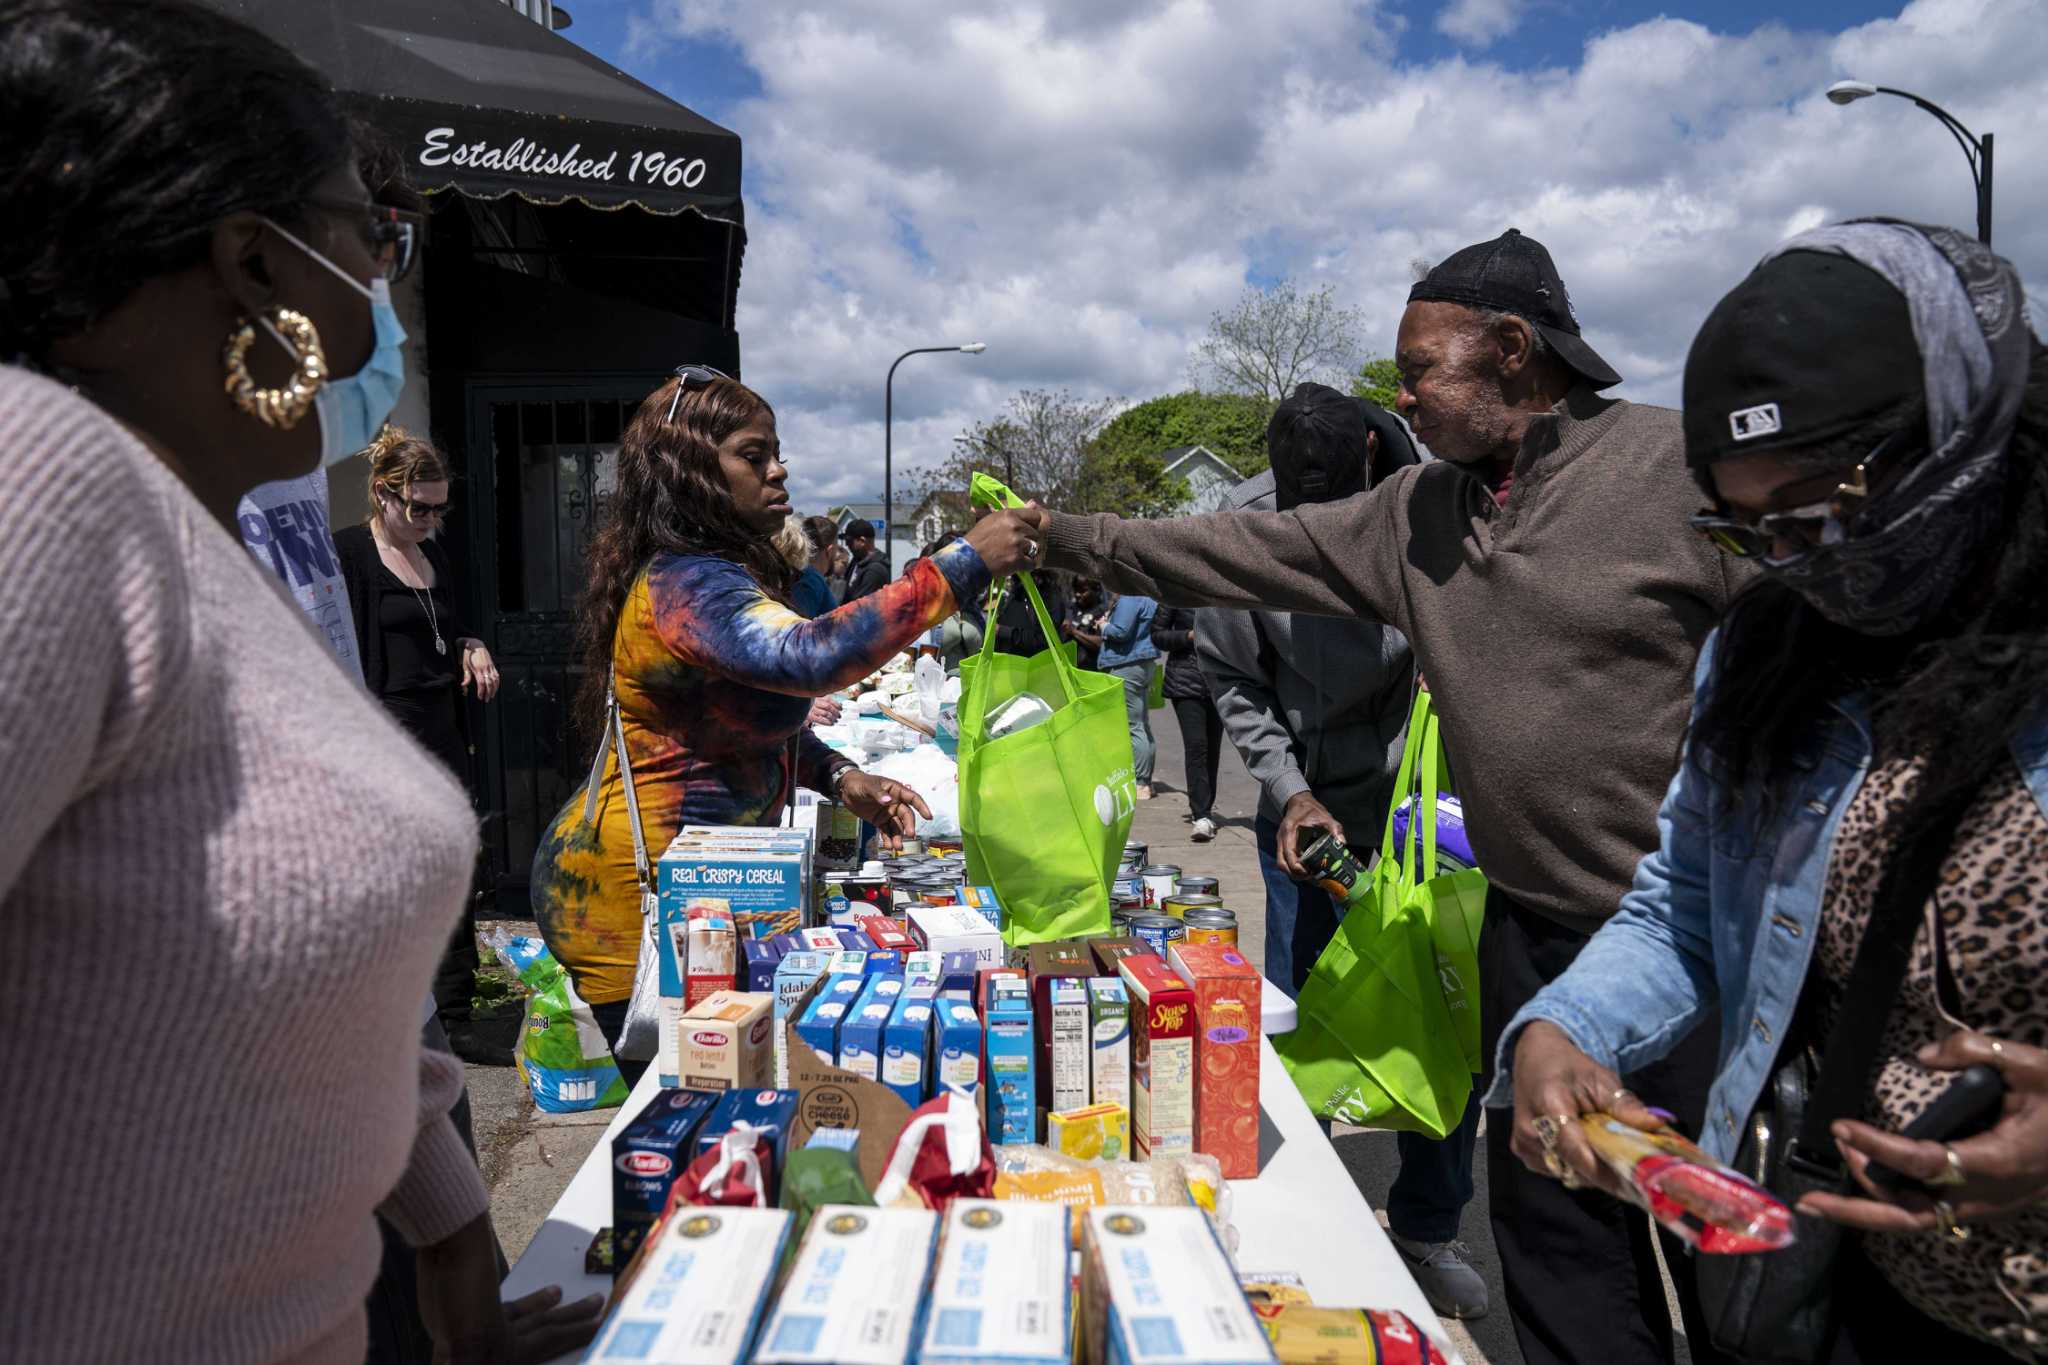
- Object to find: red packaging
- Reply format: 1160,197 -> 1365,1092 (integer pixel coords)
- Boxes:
1576,1113 -> 1796,1254
1168,942 -> 1262,1178
870,1092 -> 994,1214
666,1123 -> 772,1209
1115,954 -> 1196,1161
857,915 -> 917,954
1252,1305 -> 1449,1364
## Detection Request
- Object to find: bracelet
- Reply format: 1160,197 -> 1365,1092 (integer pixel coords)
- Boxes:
829,766 -> 855,797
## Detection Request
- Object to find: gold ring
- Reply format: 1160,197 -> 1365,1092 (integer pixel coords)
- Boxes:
1928,1146 -> 1968,1188
1933,1200 -> 1971,1243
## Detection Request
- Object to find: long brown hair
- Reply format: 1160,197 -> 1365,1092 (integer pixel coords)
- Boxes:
363,425 -> 448,528
572,374 -> 786,741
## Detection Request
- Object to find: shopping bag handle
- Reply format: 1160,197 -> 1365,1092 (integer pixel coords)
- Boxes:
968,472 -> 1083,708
1379,686 -> 1430,878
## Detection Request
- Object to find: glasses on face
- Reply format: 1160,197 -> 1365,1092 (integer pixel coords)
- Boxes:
388,490 -> 453,524
308,196 -> 424,283
1690,430 -> 1912,561
665,363 -> 734,423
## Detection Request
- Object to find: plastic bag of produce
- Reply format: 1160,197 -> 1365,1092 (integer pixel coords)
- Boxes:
484,931 -> 628,1113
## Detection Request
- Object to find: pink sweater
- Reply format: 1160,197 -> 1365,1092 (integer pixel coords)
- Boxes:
0,367 -> 492,1362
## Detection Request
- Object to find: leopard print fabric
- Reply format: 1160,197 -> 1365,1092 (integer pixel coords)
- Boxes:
1812,753 -> 2047,1359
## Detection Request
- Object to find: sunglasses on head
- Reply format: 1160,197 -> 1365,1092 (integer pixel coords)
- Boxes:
1690,428 -> 1914,561
664,364 -> 733,423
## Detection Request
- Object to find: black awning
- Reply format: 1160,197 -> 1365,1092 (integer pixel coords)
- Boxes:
206,0 -> 742,223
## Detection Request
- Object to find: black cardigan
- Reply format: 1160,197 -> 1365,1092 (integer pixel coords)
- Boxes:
333,524 -> 473,698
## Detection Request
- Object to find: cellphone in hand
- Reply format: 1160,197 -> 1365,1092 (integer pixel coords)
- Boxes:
1863,1064 -> 2006,1193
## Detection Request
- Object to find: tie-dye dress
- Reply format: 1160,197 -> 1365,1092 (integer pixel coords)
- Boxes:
531,541 -> 988,1003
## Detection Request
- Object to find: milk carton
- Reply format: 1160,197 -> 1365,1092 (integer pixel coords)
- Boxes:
917,1200 -> 1070,1365
906,903 -> 1005,965
1081,1206 -> 1275,1365
674,991 -> 774,1094
755,1206 -> 939,1365
798,927 -> 845,954
985,993 -> 1037,1145
1047,978 -> 1091,1114
1168,942 -> 1263,1179
826,949 -> 871,979
795,974 -> 864,1067
1117,955 -> 1196,1160
1088,977 -> 1132,1109
583,1205 -> 792,1364
612,1089 -> 719,1273
932,996 -> 983,1103
936,950 -> 980,996
836,975 -> 901,1081
773,951 -> 831,1087
881,987 -> 935,1108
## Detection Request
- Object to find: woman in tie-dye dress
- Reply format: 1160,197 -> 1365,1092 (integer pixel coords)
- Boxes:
532,369 -> 1042,1079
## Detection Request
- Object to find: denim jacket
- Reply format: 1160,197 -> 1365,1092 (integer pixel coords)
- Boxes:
1097,594 -> 1159,669
1486,633 -> 2048,1162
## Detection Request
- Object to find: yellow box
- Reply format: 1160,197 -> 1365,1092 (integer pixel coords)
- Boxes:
1046,1101 -> 1128,1162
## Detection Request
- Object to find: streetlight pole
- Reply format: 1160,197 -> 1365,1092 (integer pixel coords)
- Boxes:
1827,80 -> 1993,244
884,342 -> 986,565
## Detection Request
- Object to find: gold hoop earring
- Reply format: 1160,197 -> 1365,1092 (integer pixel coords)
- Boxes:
223,307 -> 327,429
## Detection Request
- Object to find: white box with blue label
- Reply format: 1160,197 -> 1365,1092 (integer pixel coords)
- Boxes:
906,903 -> 1005,966
932,996 -> 983,1103
917,1199 -> 1070,1365
836,975 -> 904,1082
582,1204 -> 792,1365
1080,1206 -> 1276,1365
881,987 -> 935,1108
755,1205 -> 939,1365
795,975 -> 864,1068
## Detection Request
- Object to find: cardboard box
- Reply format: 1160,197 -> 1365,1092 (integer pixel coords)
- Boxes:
907,902 -> 1006,965
794,975 -> 865,1068
685,903 -> 738,1008
654,897 -> 731,1087
858,915 -> 916,955
1048,1100 -> 1129,1162
780,974 -> 917,1191
1117,955 -> 1196,1161
743,938 -> 784,992
1027,942 -> 1093,1113
674,991 -> 775,1094
936,949 -> 980,996
612,1089 -> 718,1273
917,1199 -> 1070,1365
976,967 -> 1027,1016
773,951 -> 832,1088
1047,978 -> 1091,1114
836,975 -> 904,1081
985,993 -> 1037,1145
798,927 -> 845,954
659,831 -> 809,942
755,1206 -> 939,1365
958,884 -> 1005,933
881,987 -> 935,1108
1090,937 -> 1148,976
826,949 -> 871,979
1169,942 -> 1263,1180
584,1204 -> 792,1365
1080,1206 -> 1275,1365
694,1088 -> 800,1204
931,995 -> 983,1102
903,949 -> 942,987
1088,977 -> 1132,1109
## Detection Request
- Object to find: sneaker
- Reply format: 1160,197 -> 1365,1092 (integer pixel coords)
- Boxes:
1191,817 -> 1217,842
1135,784 -> 1154,800
1389,1234 -> 1489,1320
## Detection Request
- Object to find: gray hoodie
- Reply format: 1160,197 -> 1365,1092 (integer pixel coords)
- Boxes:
1195,469 -> 1415,834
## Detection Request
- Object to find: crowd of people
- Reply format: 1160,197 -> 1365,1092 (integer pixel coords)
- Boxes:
2,2 -> 2042,1364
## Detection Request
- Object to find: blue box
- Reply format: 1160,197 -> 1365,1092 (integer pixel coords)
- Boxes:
836,975 -> 905,1081
766,931 -> 802,960
882,987 -> 936,1107
985,996 -> 1036,1145
931,996 -> 983,1103
865,949 -> 904,975
834,926 -> 866,952
610,1088 -> 719,1274
959,884 -> 1004,933
937,950 -> 980,996
694,1087 -> 800,1203
743,938 -> 784,992
794,975 -> 864,1067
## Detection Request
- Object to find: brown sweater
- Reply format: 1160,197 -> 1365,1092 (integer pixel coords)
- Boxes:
1046,387 -> 1746,931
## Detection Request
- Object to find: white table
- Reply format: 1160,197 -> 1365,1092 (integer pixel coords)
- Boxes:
505,982 -> 1452,1362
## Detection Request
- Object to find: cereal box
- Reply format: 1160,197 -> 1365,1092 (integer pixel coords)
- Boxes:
584,1204 -> 792,1364
754,1206 -> 939,1364
659,830 -> 809,942
674,991 -> 775,1094
907,903 -> 1006,965
1048,1101 -> 1129,1162
1088,977 -> 1132,1109
1168,942 -> 1263,1179
611,1089 -> 719,1273
1116,955 -> 1195,1161
1047,978 -> 1091,1114
881,987 -> 934,1108
917,1199 -> 1070,1365
1081,1207 -> 1276,1365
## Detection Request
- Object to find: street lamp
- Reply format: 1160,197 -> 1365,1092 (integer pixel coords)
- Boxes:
884,342 -> 987,565
1826,79 -> 1993,244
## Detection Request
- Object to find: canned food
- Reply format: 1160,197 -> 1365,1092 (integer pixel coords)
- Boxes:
1297,831 -> 1367,903
1117,860 -> 1144,882
1111,874 -> 1144,901
1176,875 -> 1220,898
1130,913 -> 1187,959
1111,909 -> 1136,936
921,886 -> 962,906
1181,909 -> 1238,946
1162,893 -> 1222,921
1139,864 -> 1181,908
1122,842 -> 1149,867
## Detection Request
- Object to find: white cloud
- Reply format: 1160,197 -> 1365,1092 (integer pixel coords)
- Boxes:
1437,0 -> 1526,48
623,0 -> 2047,518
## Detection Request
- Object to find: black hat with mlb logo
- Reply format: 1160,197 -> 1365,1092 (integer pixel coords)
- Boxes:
1408,227 -> 1623,389
1681,249 -> 1923,474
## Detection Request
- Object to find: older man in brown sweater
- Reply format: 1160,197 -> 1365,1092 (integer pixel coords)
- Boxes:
1024,230 -> 1746,1365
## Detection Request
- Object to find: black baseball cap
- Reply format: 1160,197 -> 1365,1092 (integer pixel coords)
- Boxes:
1268,383 -> 1420,510
1408,228 -> 1622,390
1681,250 -> 1922,471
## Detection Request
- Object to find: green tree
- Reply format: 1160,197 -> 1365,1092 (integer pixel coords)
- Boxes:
1072,444 -> 1189,519
1353,356 -> 1401,411
1092,390 -> 1273,477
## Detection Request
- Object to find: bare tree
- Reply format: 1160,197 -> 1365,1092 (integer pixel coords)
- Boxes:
908,387 -> 1125,512
1193,279 -> 1364,402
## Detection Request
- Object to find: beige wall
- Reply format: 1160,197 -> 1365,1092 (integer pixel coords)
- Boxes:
328,261 -> 433,529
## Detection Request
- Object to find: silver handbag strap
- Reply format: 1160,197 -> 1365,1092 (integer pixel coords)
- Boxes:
583,667 -> 654,902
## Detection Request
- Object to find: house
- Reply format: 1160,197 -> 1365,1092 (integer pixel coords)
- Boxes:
1160,445 -> 1243,514
910,489 -> 973,549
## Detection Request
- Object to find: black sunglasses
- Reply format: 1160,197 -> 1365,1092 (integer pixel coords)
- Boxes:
309,195 -> 424,283
1690,429 -> 1914,560
665,363 -> 734,422
388,490 -> 453,523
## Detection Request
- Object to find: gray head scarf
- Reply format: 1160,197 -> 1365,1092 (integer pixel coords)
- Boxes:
1753,219 -> 2033,636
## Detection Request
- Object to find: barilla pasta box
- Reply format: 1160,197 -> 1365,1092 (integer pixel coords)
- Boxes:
1116,955 -> 1195,1161
836,975 -> 904,1081
694,1088 -> 799,1204
1168,943 -> 1263,1179
795,974 -> 864,1068
882,987 -> 935,1108
985,992 -> 1037,1145
1081,1207 -> 1276,1365
674,990 -> 775,1094
755,1205 -> 939,1365
916,1199 -> 1070,1365
958,884 -> 1004,933
907,903 -> 1005,965
743,938 -> 784,992
1090,937 -> 1148,976
1088,977 -> 1132,1109
903,949 -> 943,988
932,995 -> 983,1103
773,951 -> 831,1087
612,1089 -> 719,1273
858,915 -> 917,955
584,1205 -> 792,1365
1047,978 -> 1091,1114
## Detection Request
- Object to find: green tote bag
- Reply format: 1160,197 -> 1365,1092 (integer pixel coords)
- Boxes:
956,473 -> 1133,945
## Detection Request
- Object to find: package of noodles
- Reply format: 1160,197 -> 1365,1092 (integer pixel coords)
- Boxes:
1575,1113 -> 1795,1254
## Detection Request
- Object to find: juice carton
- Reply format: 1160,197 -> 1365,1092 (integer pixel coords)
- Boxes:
902,949 -> 942,987
906,902 -> 1005,965
1088,977 -> 1132,1108
773,951 -> 831,1088
1117,954 -> 1196,1161
881,986 -> 935,1108
754,1205 -> 939,1365
916,1199 -> 1069,1365
835,975 -> 902,1081
1090,937 -> 1148,976
1048,1100 -> 1129,1162
1047,977 -> 1091,1114
743,937 -> 784,992
1169,942 -> 1263,1180
958,884 -> 1005,933
585,1204 -> 792,1365
985,992 -> 1037,1145
695,1087 -> 800,1204
674,990 -> 775,1094
794,974 -> 864,1068
767,931 -> 801,959
1080,1206 -> 1275,1365
611,1088 -> 718,1272
931,995 -> 983,1102
857,915 -> 916,955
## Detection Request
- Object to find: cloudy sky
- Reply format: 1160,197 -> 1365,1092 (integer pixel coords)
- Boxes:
560,0 -> 2045,513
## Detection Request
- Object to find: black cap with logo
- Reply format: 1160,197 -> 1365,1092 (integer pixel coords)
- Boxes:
1408,228 -> 1622,390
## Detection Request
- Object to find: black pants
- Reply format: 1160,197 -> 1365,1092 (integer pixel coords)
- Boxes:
590,997 -> 651,1091
1480,888 -> 1734,1365
1822,1247 -> 2008,1363
382,685 -> 482,1029
1169,695 -> 1223,820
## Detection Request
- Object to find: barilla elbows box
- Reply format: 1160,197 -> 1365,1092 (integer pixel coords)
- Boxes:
836,975 -> 903,1081
1081,1206 -> 1277,1365
907,902 -> 1005,965
754,1205 -> 939,1365
1168,942 -> 1263,1180
916,1199 -> 1070,1365
611,1089 -> 719,1273
932,995 -> 983,1102
1047,978 -> 1091,1115
985,993 -> 1037,1145
1088,977 -> 1132,1109
795,974 -> 864,1068
773,951 -> 831,1087
694,1087 -> 800,1204
743,938 -> 784,992
1117,955 -> 1196,1161
674,990 -> 775,1094
584,1204 -> 792,1364
881,987 -> 935,1108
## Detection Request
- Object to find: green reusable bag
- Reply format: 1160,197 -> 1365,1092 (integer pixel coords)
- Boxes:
957,473 -> 1132,945
1405,692 -> 1488,1074
1275,690 -> 1483,1135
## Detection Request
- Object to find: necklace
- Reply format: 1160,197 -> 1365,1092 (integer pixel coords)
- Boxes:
378,525 -> 446,655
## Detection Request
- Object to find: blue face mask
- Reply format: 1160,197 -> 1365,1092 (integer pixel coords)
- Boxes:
260,218 -> 408,466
